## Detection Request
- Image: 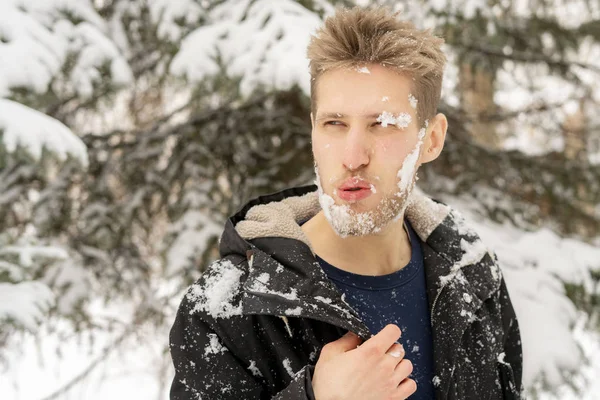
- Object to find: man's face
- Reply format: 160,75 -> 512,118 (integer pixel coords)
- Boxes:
311,64 -> 429,237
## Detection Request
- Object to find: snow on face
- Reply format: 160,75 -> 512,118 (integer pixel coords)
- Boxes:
382,96 -> 390,102
315,123 -> 425,238
408,93 -> 418,109
356,66 -> 371,74
397,127 -> 427,198
376,111 -> 412,128
187,259 -> 243,318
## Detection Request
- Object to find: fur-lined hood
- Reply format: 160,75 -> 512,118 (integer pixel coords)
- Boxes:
233,185 -> 451,253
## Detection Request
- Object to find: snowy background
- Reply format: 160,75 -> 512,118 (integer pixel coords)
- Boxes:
1,0 -> 599,399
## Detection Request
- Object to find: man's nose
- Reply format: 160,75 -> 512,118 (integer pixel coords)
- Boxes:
342,128 -> 371,171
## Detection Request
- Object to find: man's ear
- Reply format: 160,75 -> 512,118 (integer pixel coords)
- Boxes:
420,113 -> 447,164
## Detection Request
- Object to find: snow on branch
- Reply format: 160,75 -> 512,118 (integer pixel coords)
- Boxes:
0,281 -> 55,331
147,0 -> 205,42
0,0 -> 132,98
164,210 -> 222,276
170,0 -> 322,96
0,99 -> 89,166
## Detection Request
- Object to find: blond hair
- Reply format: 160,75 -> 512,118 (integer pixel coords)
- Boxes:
307,7 -> 446,126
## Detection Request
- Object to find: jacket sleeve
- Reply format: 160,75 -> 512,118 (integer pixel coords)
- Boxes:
169,292 -> 316,400
498,276 -> 524,396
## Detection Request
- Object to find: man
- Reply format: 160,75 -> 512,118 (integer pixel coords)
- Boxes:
170,6 -> 523,400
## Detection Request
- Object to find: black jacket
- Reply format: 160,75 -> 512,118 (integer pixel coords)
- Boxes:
170,185 -> 523,399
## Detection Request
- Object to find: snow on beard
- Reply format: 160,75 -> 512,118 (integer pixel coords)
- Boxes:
315,121 -> 428,238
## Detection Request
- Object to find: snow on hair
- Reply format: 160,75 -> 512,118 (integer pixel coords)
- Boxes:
307,6 -> 446,125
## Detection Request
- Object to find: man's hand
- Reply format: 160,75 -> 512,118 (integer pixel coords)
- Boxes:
312,324 -> 417,400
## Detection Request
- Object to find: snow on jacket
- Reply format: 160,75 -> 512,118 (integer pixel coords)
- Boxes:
169,185 -> 523,400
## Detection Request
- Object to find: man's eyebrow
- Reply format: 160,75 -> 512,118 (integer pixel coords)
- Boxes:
315,112 -> 403,120
315,112 -> 346,121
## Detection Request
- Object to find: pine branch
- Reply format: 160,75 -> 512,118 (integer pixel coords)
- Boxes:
458,42 -> 600,74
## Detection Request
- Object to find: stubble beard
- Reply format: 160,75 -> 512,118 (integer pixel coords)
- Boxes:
314,164 -> 417,238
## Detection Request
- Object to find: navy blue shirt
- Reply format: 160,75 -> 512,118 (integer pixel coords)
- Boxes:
315,219 -> 435,399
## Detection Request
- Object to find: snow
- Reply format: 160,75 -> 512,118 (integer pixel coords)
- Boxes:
44,260 -> 94,315
282,358 -> 295,378
204,333 -> 228,356
248,360 -> 263,377
257,272 -> 271,285
0,281 -> 55,331
0,242 -> 68,267
450,238 -> 489,275
497,352 -> 507,364
0,317 -> 172,400
314,296 -> 332,304
165,210 -> 222,276
171,0 -> 322,97
396,127 -> 426,197
356,66 -> 371,74
0,0 -> 132,98
408,93 -> 418,109
376,111 -> 412,128
187,259 -> 244,319
148,0 -> 204,41
0,99 -> 89,166
285,307 -> 302,316
536,317 -> 600,400
68,22 -> 133,97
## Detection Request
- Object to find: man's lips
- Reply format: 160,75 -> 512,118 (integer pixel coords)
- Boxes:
336,178 -> 374,202
338,178 -> 372,191
337,187 -> 372,202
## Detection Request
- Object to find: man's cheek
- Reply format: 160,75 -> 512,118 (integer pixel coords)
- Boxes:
375,141 -> 407,163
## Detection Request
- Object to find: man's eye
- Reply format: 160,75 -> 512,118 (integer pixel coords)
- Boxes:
324,121 -> 344,126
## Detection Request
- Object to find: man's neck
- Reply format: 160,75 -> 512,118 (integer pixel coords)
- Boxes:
301,211 -> 412,276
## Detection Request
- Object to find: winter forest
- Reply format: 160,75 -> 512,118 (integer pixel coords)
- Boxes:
0,0 -> 599,398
